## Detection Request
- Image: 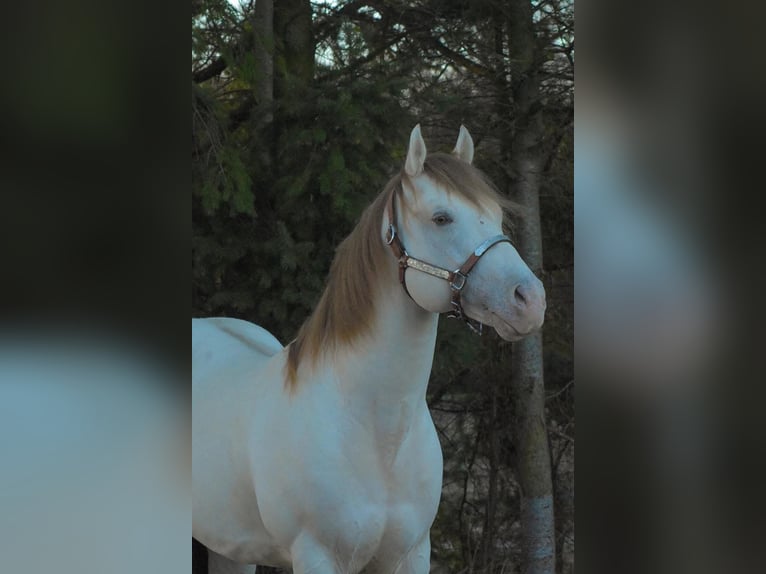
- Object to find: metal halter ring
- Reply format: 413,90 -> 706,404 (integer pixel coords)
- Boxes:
448,300 -> 463,318
385,224 -> 396,245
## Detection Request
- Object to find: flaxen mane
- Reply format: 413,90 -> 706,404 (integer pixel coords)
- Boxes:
284,152 -> 516,390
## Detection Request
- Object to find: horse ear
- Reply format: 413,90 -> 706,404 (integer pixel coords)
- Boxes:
452,125 -> 474,164
405,124 -> 427,177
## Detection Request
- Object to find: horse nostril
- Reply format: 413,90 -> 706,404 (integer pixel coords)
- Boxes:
514,284 -> 528,306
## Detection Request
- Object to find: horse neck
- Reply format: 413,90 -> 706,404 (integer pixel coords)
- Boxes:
334,260 -> 439,409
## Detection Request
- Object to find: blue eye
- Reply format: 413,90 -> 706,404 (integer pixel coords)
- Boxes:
432,213 -> 453,226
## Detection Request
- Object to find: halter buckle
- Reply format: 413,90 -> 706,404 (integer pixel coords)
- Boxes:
450,272 -> 467,292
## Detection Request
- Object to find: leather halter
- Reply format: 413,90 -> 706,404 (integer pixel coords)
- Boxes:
384,186 -> 512,334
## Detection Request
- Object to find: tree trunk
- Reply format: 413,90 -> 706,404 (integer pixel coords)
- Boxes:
273,0 -> 314,100
512,332 -> 554,574
481,380 -> 500,572
273,0 -> 314,181
510,148 -> 554,574
251,0 -> 274,173
506,0 -> 555,572
252,0 -> 274,122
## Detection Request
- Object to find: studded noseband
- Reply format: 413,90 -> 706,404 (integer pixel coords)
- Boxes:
384,187 -> 512,334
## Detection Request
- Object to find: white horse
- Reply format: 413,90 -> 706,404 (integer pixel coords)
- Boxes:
193,125 -> 546,574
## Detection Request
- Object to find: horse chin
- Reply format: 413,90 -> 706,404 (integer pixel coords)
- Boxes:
463,307 -> 527,341
487,312 -> 530,342
493,321 -> 525,342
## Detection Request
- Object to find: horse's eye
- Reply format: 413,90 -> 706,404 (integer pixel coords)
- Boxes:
432,213 -> 453,226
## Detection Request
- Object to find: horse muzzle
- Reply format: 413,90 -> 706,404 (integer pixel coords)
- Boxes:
492,276 -> 546,340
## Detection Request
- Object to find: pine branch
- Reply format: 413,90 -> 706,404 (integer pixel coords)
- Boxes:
193,56 -> 227,84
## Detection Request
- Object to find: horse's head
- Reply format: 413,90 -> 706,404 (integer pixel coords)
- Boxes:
386,124 -> 546,340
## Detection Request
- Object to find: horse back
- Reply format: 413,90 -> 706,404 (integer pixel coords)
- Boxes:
192,317 -> 283,387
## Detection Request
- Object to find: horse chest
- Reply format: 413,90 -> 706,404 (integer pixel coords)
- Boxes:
282,405 -> 441,569
337,408 -> 443,563
305,466 -> 440,572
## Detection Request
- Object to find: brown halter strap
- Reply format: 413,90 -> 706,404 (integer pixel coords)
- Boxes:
385,186 -> 512,334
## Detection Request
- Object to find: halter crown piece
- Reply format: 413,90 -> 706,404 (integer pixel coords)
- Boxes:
385,187 -> 512,335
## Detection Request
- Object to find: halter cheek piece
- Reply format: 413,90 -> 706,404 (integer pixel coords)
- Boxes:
385,188 -> 512,335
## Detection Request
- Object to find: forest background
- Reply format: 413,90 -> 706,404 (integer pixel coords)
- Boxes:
192,1 -> 573,572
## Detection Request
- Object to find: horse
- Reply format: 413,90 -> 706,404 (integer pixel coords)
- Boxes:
192,125 -> 546,574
